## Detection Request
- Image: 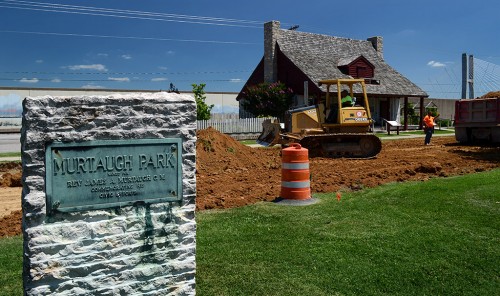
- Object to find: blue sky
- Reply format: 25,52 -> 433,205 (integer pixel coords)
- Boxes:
0,0 -> 499,98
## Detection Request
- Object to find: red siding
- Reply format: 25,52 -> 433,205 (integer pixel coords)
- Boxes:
277,50 -> 323,99
348,58 -> 374,79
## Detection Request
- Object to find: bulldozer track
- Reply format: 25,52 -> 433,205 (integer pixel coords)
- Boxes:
297,133 -> 382,158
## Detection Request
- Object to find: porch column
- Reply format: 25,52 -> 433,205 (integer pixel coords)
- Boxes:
386,98 -> 391,122
419,96 -> 425,130
403,97 -> 408,131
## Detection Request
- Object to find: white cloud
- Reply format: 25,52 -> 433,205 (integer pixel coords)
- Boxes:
152,78 -> 168,82
166,50 -> 175,55
67,64 -> 108,71
396,29 -> 417,36
19,78 -> 39,83
35,60 -> 43,64
81,84 -> 105,89
427,61 -> 446,68
121,54 -> 132,60
51,78 -> 62,83
108,77 -> 130,82
229,78 -> 243,83
158,66 -> 168,70
97,53 -> 108,58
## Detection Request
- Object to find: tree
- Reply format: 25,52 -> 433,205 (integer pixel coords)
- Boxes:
401,101 -> 419,125
192,83 -> 213,120
241,82 -> 294,118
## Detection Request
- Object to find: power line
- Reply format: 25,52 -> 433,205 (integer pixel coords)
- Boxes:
1,70 -> 251,75
0,29 -> 260,45
0,77 -> 246,83
0,0 -> 265,45
0,0 -> 265,28
3,0 -> 264,24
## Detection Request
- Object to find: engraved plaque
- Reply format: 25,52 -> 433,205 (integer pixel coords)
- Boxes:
45,139 -> 182,214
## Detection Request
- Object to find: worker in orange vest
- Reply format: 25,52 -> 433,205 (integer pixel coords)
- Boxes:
423,111 -> 440,145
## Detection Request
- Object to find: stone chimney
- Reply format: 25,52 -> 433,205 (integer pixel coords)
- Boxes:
264,20 -> 280,83
367,36 -> 383,58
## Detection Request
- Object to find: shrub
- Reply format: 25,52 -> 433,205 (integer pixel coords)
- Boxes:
240,82 -> 294,118
192,83 -> 214,120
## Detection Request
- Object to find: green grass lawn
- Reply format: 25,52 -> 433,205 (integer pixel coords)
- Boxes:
196,169 -> 499,295
2,169 -> 499,295
239,139 -> 257,145
377,128 -> 455,138
0,235 -> 23,295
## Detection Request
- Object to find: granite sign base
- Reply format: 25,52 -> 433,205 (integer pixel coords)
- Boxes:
21,93 -> 196,295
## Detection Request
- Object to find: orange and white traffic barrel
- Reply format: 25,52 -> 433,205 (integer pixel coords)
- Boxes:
280,143 -> 311,200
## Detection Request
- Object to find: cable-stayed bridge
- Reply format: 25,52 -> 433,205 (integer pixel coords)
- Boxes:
421,55 -> 500,99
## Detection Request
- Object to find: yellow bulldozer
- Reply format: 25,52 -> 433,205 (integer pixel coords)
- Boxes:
258,78 -> 382,158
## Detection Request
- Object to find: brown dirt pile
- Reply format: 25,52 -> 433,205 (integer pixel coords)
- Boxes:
196,127 -> 282,210
1,128 -> 500,237
0,210 -> 21,238
0,162 -> 22,187
481,91 -> 500,99
0,161 -> 23,238
195,128 -> 500,210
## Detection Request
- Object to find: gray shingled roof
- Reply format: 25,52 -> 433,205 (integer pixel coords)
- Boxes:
277,29 -> 428,97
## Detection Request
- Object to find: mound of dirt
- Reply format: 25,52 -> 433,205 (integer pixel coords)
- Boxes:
0,210 -> 21,237
1,128 -> 499,237
195,129 -> 500,210
0,172 -> 22,187
196,127 -> 282,210
0,162 -> 22,188
481,91 -> 500,99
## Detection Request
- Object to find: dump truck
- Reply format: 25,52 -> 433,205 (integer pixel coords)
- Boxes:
258,78 -> 382,158
454,92 -> 500,143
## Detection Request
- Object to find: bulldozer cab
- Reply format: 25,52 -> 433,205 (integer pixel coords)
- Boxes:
318,78 -> 373,133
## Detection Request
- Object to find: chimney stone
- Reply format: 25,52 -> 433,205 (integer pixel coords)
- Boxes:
367,36 -> 383,58
264,21 -> 280,83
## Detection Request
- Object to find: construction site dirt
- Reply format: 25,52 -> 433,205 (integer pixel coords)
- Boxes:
1,127 -> 499,237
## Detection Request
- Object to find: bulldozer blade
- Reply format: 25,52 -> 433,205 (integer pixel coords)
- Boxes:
257,119 -> 281,147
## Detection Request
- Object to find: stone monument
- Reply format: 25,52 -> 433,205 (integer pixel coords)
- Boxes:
21,92 -> 196,295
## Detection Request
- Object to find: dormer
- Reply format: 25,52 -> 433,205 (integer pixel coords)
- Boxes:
337,55 -> 375,79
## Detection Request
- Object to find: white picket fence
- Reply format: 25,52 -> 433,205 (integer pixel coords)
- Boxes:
196,117 -> 277,135
0,117 -> 275,137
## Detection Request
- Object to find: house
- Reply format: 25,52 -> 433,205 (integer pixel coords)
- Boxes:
237,20 -> 429,129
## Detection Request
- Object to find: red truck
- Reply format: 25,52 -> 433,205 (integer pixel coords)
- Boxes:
454,93 -> 500,143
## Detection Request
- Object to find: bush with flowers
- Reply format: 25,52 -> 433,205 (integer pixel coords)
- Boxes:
241,82 -> 294,118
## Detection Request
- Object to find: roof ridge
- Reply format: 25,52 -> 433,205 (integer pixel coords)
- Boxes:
279,29 -> 370,43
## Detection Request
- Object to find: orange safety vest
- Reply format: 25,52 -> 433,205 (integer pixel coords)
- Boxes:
423,115 -> 435,128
